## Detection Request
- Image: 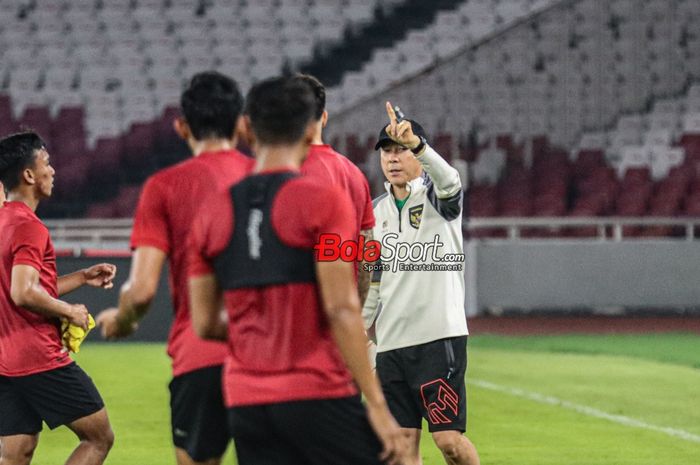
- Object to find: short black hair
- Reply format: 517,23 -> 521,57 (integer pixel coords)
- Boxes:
244,76 -> 316,145
0,131 -> 45,192
293,73 -> 325,120
180,71 -> 243,140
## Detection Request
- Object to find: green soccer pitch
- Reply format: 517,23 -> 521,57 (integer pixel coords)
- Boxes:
30,334 -> 700,465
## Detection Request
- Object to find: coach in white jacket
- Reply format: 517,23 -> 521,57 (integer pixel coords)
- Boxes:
363,103 -> 479,465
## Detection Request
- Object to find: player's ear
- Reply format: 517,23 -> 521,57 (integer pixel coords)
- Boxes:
22,166 -> 36,186
240,115 -> 256,147
173,117 -> 190,141
321,110 -> 328,128
234,115 -> 249,144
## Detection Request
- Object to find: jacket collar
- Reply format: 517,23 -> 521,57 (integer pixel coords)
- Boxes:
384,172 -> 429,198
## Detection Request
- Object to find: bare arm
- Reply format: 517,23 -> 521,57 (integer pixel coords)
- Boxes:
188,273 -> 227,341
57,263 -> 116,296
316,259 -> 404,464
57,270 -> 87,296
11,265 -> 90,329
362,282 -> 380,340
96,247 -> 165,339
357,228 -> 373,305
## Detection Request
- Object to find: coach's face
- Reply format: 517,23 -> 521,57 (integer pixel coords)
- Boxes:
380,143 -> 422,188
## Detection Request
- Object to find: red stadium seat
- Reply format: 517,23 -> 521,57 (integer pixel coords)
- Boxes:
85,201 -> 118,219
88,137 -> 124,180
19,107 -> 53,146
121,122 -> 157,175
113,185 -> 143,218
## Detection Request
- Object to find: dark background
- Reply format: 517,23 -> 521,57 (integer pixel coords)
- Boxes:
58,257 -> 173,342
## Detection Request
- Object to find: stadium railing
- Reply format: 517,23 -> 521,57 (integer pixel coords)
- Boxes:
43,216 -> 700,255
465,217 -> 700,242
45,218 -> 132,256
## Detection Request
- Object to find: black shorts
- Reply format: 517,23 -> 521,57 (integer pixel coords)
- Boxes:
376,336 -> 468,433
228,395 -> 384,465
169,365 -> 230,461
0,362 -> 104,435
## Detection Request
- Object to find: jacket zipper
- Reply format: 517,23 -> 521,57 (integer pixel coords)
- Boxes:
445,339 -> 456,379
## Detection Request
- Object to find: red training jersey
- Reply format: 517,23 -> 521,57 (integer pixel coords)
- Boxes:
131,149 -> 254,377
188,171 -> 359,407
301,144 -> 375,233
0,201 -> 71,376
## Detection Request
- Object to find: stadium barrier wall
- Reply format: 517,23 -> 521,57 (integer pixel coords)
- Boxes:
57,239 -> 700,343
466,240 -> 700,315
57,257 -> 173,342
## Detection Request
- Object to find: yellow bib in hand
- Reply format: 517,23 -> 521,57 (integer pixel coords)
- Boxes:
61,314 -> 96,353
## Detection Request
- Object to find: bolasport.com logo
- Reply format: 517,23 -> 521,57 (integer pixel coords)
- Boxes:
314,233 -> 464,273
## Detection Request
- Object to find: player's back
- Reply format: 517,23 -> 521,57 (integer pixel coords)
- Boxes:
189,172 -> 359,406
302,144 -> 374,234
138,150 -> 254,289
131,149 -> 254,376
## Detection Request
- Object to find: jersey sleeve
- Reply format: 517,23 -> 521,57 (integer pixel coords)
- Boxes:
187,191 -> 234,278
131,177 -> 171,253
11,221 -> 49,271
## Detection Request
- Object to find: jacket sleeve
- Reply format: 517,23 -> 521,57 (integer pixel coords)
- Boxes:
417,145 -> 462,197
417,145 -> 464,221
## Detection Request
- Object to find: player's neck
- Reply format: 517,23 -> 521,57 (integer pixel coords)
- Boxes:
7,190 -> 39,212
254,143 -> 309,173
189,138 -> 236,157
311,126 -> 324,145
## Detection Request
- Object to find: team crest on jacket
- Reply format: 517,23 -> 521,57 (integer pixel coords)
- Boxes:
408,205 -> 423,229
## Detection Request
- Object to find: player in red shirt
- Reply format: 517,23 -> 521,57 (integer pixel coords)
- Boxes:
188,76 -> 406,465
295,74 -> 376,303
0,132 -> 116,465
95,72 -> 253,465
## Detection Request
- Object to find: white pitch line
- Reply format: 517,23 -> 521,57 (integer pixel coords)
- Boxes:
470,379 -> 700,444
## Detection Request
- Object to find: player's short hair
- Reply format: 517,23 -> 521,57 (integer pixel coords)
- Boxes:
180,71 -> 243,141
244,76 -> 316,145
0,131 -> 45,192
293,74 -> 325,120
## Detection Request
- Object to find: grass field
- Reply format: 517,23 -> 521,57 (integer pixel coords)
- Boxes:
30,333 -> 700,465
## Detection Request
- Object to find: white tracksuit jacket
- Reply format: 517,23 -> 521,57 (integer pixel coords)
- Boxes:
362,145 -> 468,353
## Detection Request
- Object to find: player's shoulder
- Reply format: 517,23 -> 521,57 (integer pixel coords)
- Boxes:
312,144 -> 350,163
286,174 -> 349,201
14,213 -> 49,238
308,144 -> 344,166
211,149 -> 255,169
4,203 -> 47,227
154,150 -> 251,176
145,159 -> 189,186
310,145 -> 365,178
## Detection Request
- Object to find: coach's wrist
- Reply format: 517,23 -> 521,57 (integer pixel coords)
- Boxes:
411,136 -> 427,155
403,134 -> 421,150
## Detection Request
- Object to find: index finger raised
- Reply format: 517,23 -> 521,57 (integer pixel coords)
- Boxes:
385,101 -> 397,124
